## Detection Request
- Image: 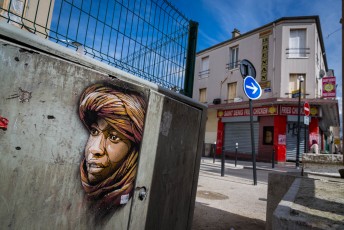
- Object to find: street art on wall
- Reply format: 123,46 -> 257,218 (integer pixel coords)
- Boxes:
78,81 -> 147,215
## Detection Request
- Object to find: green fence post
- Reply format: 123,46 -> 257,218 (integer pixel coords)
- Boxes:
184,20 -> 198,98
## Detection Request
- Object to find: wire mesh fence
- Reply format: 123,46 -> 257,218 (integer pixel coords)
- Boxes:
0,0 -> 197,93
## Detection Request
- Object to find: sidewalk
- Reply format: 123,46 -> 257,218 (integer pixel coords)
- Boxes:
192,157 -> 303,229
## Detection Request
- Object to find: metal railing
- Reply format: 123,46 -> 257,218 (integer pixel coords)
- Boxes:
286,47 -> 310,58
0,0 -> 198,95
226,60 -> 240,70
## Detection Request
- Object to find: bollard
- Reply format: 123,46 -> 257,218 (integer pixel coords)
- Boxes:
272,148 -> 275,168
221,149 -> 225,177
235,143 -> 238,167
212,144 -> 216,163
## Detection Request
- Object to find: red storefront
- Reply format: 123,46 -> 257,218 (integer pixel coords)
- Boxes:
215,104 -> 320,162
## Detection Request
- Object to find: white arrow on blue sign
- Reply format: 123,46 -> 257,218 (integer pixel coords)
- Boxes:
243,76 -> 262,100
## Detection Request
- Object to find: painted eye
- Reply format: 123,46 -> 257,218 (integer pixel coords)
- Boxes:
109,134 -> 120,143
90,128 -> 99,136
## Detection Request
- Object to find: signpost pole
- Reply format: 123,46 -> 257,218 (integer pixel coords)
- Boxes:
296,76 -> 304,168
249,99 -> 257,185
240,59 -> 260,186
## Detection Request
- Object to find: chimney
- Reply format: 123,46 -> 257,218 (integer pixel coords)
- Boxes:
232,28 -> 240,38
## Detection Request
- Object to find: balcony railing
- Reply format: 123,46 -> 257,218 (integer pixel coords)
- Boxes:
286,48 -> 310,58
198,69 -> 210,78
226,60 -> 240,70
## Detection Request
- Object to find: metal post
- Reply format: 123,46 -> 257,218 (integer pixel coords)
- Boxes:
304,124 -> 307,153
272,148 -> 275,168
221,148 -> 225,177
212,144 -> 216,163
184,20 -> 198,97
296,76 -> 303,168
249,99 -> 257,185
342,3 -> 344,166
235,143 -> 238,167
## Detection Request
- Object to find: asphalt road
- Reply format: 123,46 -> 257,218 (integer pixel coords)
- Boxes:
200,160 -> 270,184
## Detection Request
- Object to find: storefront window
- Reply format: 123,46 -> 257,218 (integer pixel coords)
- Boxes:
263,126 -> 274,145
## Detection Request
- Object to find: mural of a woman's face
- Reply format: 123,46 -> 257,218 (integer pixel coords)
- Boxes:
85,118 -> 131,184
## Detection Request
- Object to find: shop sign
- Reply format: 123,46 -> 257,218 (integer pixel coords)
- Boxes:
322,77 -> 336,98
280,105 -> 318,116
334,138 -> 341,145
260,36 -> 269,81
259,81 -> 271,89
218,105 -> 278,117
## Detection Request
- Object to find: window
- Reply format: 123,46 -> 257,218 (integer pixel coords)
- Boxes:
199,88 -> 207,103
199,56 -> 209,78
228,46 -> 239,69
263,126 -> 274,145
227,82 -> 237,101
289,74 -> 306,98
289,29 -> 307,58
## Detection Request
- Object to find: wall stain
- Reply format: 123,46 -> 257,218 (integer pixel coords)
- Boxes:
47,115 -> 55,120
6,87 -> 32,103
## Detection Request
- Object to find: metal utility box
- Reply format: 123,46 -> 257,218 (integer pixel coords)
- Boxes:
0,23 -> 206,229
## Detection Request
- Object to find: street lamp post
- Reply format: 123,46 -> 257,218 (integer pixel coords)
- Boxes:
296,76 -> 304,168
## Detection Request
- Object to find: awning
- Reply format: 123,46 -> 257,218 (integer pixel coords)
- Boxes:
209,97 -> 340,132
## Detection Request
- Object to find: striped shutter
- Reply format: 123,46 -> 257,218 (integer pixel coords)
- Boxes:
224,122 -> 259,154
286,122 -> 308,161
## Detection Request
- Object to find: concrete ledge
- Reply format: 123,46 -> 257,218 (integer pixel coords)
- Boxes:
265,173 -> 301,230
272,177 -> 344,230
272,178 -> 301,230
303,153 -> 343,175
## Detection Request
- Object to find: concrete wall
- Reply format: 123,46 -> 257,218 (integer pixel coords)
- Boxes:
265,173 -> 299,230
302,153 -> 343,175
0,22 -> 206,229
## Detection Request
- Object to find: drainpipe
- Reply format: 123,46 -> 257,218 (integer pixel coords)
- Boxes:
220,76 -> 228,100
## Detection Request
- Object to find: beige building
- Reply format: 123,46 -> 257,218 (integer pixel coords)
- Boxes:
0,0 -> 55,36
193,16 -> 340,162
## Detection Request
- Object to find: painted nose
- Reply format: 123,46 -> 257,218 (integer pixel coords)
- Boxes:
88,134 -> 105,156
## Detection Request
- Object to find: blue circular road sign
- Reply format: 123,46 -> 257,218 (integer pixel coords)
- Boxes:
243,76 -> 262,100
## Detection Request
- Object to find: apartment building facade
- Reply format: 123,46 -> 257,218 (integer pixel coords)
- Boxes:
0,0 -> 55,36
193,16 -> 340,162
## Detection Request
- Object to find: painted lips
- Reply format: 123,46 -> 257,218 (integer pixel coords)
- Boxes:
87,162 -> 105,173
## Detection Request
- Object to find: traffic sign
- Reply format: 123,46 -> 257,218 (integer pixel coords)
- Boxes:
240,59 -> 256,79
304,102 -> 310,116
304,116 -> 309,125
243,76 -> 262,100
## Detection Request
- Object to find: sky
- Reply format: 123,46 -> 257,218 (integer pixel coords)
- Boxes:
172,0 -> 342,124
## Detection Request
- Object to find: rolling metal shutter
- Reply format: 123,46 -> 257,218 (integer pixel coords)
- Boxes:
224,122 -> 259,154
286,122 -> 308,161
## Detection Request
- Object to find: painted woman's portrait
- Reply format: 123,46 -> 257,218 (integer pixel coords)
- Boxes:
78,82 -> 146,213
